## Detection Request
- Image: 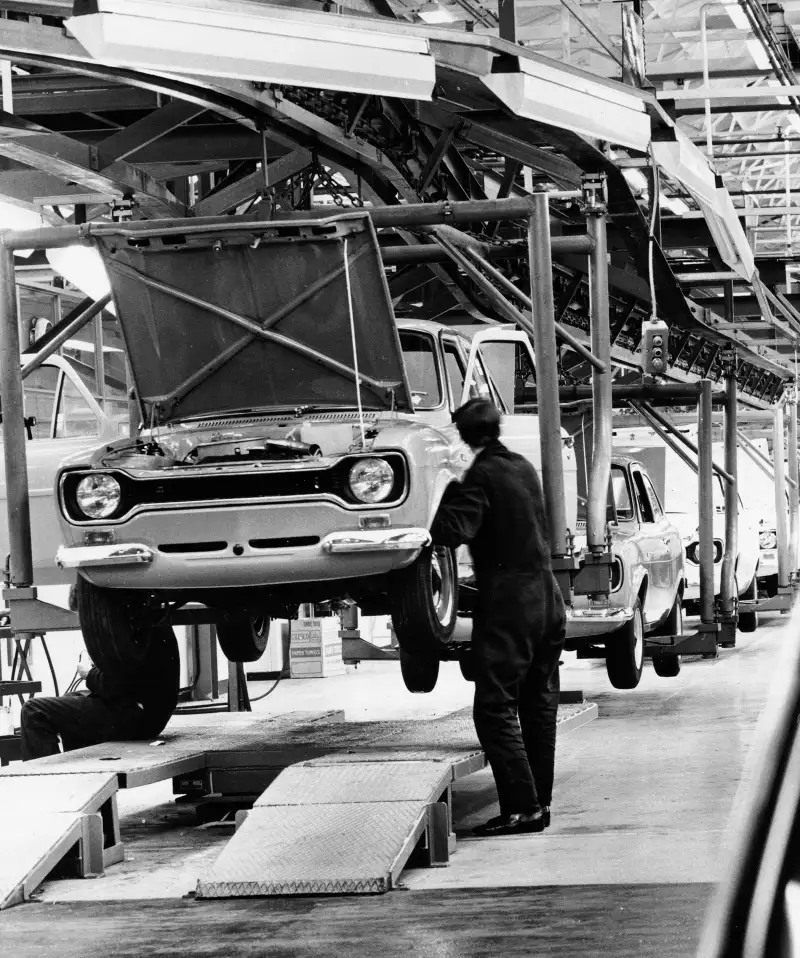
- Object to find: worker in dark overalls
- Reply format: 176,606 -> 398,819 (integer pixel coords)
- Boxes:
431,398 -> 566,836
20,607 -> 179,761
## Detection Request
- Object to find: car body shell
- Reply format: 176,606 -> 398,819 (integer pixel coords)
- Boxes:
613,433 -> 761,604
568,455 -> 685,648
55,319 -> 586,621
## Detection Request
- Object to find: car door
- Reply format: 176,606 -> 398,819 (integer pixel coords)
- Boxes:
460,328 -> 578,533
0,357 -> 118,584
629,464 -> 675,625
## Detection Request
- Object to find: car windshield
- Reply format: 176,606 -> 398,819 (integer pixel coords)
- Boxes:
577,464 -> 631,524
398,330 -> 442,409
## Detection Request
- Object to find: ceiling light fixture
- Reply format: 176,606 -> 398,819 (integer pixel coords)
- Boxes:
67,0 -> 436,100
417,3 -> 458,23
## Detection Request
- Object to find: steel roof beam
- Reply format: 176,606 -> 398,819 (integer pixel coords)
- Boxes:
192,149 -> 312,216
671,102 -> 797,115
647,60 -> 772,82
94,100 -> 207,165
0,111 -> 185,217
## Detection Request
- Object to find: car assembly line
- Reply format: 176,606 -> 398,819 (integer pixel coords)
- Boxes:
1,1 -> 800,955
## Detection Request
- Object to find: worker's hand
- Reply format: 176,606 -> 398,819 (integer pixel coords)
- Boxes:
77,662 -> 92,680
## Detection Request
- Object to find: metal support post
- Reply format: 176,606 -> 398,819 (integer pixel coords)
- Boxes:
698,379 -> 717,634
774,403 -> 791,590
528,193 -> 571,599
498,0 -> 518,42
227,660 -> 251,712
0,246 -> 33,587
788,394 -> 799,579
719,353 -> 738,645
93,312 -> 106,413
21,294 -> 112,380
585,176 -> 612,556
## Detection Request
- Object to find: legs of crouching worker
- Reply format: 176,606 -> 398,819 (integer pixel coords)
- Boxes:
20,693 -> 162,761
20,692 -> 112,760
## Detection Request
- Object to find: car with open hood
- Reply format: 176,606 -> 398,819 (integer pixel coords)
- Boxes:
53,211 -> 584,691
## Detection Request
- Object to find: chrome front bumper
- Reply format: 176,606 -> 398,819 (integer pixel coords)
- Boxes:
567,606 -> 634,639
56,527 -> 431,571
321,529 -> 431,554
56,543 -> 154,569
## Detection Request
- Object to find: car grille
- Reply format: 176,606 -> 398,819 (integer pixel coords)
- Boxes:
61,453 -> 407,523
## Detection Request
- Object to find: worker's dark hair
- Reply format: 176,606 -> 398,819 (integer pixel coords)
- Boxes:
452,398 -> 501,447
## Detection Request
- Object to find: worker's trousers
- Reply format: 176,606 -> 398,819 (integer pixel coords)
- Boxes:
20,691 -> 165,761
471,569 -> 566,816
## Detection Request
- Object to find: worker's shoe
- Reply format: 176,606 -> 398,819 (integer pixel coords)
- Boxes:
542,806 -> 551,828
472,811 -> 546,837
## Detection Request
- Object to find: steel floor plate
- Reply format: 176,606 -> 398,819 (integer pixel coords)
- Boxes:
0,771 -> 117,815
306,747 -> 485,767
0,812 -> 83,909
257,761 -> 452,807
0,711 -> 347,786
197,801 -> 429,897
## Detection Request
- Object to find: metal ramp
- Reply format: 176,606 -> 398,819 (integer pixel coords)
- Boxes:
0,771 -> 117,909
0,710 -> 343,909
197,702 -> 598,898
197,759 -> 461,896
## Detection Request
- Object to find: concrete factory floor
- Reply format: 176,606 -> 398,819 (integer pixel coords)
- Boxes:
2,610 -> 794,957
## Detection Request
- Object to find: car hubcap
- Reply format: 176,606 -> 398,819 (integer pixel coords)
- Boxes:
633,612 -> 644,669
431,547 -> 455,626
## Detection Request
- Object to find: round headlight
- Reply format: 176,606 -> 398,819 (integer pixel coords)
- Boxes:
760,530 -> 778,550
75,474 -> 121,519
348,458 -> 394,504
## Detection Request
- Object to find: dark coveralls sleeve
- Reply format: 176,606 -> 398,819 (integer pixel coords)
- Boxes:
430,468 -> 489,549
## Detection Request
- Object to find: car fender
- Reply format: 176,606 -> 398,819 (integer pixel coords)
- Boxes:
371,420 -> 466,528
610,535 -> 646,607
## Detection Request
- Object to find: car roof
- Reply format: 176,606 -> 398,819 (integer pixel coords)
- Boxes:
612,454 -> 646,469
396,316 -> 464,337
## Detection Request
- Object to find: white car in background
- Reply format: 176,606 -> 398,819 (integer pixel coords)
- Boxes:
613,430 -> 761,631
736,445 -> 789,597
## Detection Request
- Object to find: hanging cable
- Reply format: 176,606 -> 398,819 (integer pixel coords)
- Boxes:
40,636 -> 59,697
175,620 -> 290,713
343,236 -> 366,448
647,149 -> 660,326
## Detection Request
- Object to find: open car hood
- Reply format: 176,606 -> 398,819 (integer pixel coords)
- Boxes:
94,212 -> 412,424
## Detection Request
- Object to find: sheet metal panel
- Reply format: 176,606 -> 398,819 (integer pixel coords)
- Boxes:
0,812 -> 83,909
0,771 -> 117,815
197,801 -> 428,897
0,710 -> 344,785
256,761 -> 451,806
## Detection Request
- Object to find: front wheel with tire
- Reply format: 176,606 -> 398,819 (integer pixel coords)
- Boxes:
605,599 -> 644,690
400,649 -> 439,693
75,574 -> 158,669
738,575 -> 759,633
390,545 -> 458,656
215,611 -> 271,662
